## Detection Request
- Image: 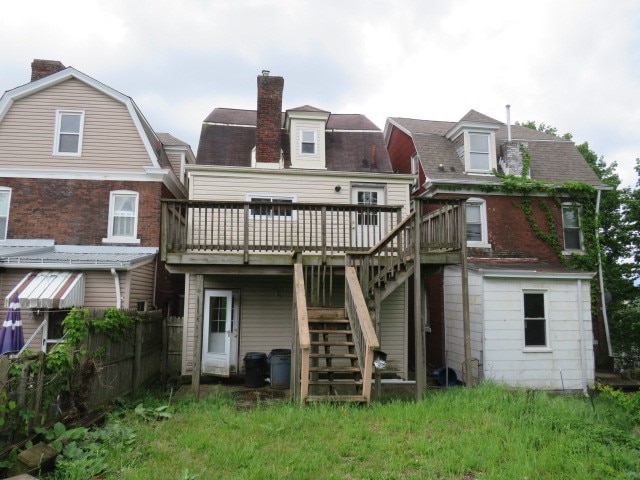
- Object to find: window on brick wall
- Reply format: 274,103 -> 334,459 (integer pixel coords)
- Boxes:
54,110 -> 84,155
0,188 -> 10,240
562,203 -> 583,252
103,190 -> 140,244
465,198 -> 490,248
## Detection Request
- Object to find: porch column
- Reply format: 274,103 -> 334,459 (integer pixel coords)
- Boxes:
413,201 -> 426,400
191,274 -> 204,399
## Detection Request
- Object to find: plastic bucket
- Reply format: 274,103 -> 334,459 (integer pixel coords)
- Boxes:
433,367 -> 458,387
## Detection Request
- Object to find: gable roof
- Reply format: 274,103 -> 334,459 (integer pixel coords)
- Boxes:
0,66 -> 162,169
198,108 -> 393,173
388,112 -> 605,188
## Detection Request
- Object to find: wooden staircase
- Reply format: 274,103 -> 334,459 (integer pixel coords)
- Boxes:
305,307 -> 368,403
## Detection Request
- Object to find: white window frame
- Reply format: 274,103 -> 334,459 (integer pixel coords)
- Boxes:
0,187 -> 11,240
561,203 -> 584,253
468,132 -> 491,172
522,290 -> 551,351
53,110 -> 85,156
465,198 -> 490,248
247,193 -> 297,220
300,130 -> 316,155
103,190 -> 140,244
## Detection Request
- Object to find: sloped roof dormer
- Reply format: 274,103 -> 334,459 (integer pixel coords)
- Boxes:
445,110 -> 501,174
285,105 -> 330,170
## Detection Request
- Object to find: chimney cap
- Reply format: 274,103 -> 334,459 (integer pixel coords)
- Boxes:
261,69 -> 270,76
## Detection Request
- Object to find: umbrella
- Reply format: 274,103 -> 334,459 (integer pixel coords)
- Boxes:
0,293 -> 24,355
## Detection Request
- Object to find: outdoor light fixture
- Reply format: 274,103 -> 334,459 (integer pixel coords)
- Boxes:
334,185 -> 341,192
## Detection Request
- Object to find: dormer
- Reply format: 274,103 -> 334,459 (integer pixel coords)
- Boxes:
285,105 -> 330,170
445,110 -> 501,174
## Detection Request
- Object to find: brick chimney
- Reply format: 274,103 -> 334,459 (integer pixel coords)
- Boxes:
255,72 -> 284,163
31,59 -> 66,82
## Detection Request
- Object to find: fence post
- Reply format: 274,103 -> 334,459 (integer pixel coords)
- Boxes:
132,321 -> 143,396
161,316 -> 168,383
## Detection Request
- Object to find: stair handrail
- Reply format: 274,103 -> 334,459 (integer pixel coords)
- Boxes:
345,266 -> 379,402
347,211 -> 416,298
292,263 -> 310,404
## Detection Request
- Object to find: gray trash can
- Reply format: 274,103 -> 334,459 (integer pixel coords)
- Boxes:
268,349 -> 291,389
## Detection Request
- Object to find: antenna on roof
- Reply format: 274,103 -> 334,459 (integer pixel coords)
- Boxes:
506,104 -> 512,142
261,69 -> 270,76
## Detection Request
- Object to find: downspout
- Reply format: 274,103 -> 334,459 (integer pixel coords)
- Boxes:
577,279 -> 588,395
595,189 -> 612,356
111,268 -> 122,309
153,255 -> 158,309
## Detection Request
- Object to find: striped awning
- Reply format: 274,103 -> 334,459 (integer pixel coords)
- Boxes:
5,271 -> 85,309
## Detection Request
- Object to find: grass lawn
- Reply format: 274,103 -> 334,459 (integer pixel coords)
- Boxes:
93,383 -> 640,479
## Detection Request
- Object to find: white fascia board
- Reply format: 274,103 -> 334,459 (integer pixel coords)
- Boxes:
384,118 -> 413,140
185,164 -> 415,184
445,121 -> 501,140
479,269 -> 595,280
129,101 -> 161,169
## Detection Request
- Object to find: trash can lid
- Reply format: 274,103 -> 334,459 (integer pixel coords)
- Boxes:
244,352 -> 267,359
269,348 -> 291,355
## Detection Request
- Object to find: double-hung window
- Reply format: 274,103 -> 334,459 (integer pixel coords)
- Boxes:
469,133 -> 490,171
0,188 -> 11,240
523,291 -> 547,348
562,204 -> 583,251
248,194 -> 295,219
465,198 -> 489,248
54,110 -> 84,155
300,130 -> 316,155
104,191 -> 139,243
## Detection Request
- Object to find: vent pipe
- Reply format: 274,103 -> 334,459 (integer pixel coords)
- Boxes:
506,104 -> 512,141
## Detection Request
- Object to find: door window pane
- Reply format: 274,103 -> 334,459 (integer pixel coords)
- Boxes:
208,296 -> 227,354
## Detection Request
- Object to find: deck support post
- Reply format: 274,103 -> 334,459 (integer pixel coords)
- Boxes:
191,274 -> 204,400
460,201 -> 472,387
413,201 -> 426,400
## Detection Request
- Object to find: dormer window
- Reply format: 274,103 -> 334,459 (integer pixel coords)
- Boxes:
301,130 -> 316,154
469,133 -> 490,170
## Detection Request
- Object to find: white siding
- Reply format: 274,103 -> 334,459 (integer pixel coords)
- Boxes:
443,267 -> 483,383
0,78 -> 153,172
379,283 -> 407,378
190,169 -> 410,213
444,265 -> 594,390
182,274 -> 293,375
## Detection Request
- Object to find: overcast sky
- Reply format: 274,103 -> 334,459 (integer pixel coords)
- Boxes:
1,0 -> 638,187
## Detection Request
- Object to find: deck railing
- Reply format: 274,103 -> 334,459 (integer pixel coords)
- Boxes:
161,200 -> 403,260
420,200 -> 464,252
292,263 -> 310,404
345,266 -> 379,402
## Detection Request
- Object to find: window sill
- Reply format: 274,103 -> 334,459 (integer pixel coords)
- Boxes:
53,151 -> 82,157
522,347 -> 552,353
467,242 -> 491,249
562,249 -> 585,256
102,237 -> 141,245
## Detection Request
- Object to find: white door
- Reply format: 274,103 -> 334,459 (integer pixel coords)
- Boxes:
202,289 -> 239,376
351,186 -> 386,248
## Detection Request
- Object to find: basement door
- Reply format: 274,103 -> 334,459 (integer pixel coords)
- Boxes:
202,289 -> 240,376
351,185 -> 386,248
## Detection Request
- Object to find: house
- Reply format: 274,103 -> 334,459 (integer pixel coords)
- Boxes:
384,109 -> 609,391
162,73 -> 464,403
0,59 -> 194,351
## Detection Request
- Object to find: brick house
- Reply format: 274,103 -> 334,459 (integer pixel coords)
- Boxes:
385,110 -> 609,391
0,60 -> 194,351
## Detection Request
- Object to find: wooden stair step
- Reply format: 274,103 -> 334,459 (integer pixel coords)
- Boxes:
309,353 -> 358,359
310,340 -> 355,347
308,379 -> 362,386
308,318 -> 350,324
305,395 -> 368,403
310,366 -> 360,373
307,308 -> 346,320
309,328 -> 352,335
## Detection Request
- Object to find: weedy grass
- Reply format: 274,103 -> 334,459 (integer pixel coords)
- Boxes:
102,383 -> 639,479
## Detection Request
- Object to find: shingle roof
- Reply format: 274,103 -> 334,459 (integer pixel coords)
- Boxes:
157,132 -> 190,147
390,113 -> 604,187
197,108 -> 392,173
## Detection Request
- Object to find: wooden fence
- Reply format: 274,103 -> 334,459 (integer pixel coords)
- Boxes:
0,309 -> 164,447
165,316 -> 183,378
